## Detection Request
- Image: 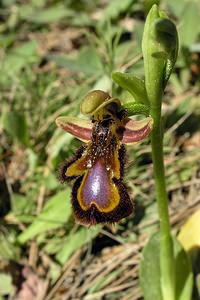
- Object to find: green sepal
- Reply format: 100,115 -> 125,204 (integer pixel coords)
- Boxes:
112,72 -> 149,105
122,102 -> 150,117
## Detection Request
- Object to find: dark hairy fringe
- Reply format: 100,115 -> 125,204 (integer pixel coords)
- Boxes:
118,144 -> 127,178
58,145 -> 87,183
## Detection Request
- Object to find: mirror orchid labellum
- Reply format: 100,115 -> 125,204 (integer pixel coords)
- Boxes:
56,90 -> 153,225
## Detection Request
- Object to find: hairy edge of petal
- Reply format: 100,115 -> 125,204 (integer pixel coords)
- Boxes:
122,117 -> 153,144
55,116 -> 92,142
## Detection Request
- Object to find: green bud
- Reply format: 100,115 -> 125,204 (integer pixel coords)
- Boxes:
142,4 -> 178,106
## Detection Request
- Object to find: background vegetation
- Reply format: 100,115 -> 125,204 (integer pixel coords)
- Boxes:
1,0 -> 200,299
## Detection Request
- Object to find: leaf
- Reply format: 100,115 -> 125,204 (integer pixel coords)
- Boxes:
0,41 -> 38,82
46,128 -> 75,165
0,231 -> 19,261
56,226 -> 100,264
26,149 -> 38,175
18,190 -> 72,244
165,0 -> 187,18
19,4 -> 72,24
92,75 -> 112,92
196,274 -> 200,298
174,238 -> 193,300
99,0 -> 135,24
0,273 -> 13,296
31,5 -> 71,24
0,33 -> 16,48
2,110 -> 29,146
139,233 -> 163,300
178,209 -> 200,255
48,261 -> 61,283
139,233 -> 193,300
112,72 -> 149,105
42,174 -> 59,190
49,46 -> 103,76
11,193 -> 33,214
178,2 -> 200,47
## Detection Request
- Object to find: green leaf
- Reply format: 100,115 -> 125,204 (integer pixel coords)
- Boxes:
0,41 -> 38,82
196,274 -> 200,298
11,193 -> 33,214
93,75 -> 112,91
48,261 -> 61,283
18,190 -> 72,244
0,231 -> 19,261
139,233 -> 193,300
19,4 -> 72,24
46,128 -> 74,166
0,273 -> 13,296
139,233 -> 163,300
178,2 -> 200,47
56,226 -> 100,264
165,0 -> 186,18
49,46 -> 103,76
0,33 -> 16,48
42,174 -> 59,190
99,0 -> 135,24
2,110 -> 29,146
174,238 -> 193,300
26,149 -> 38,175
112,72 -> 149,105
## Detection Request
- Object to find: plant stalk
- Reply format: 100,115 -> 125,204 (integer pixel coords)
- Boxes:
150,103 -> 175,300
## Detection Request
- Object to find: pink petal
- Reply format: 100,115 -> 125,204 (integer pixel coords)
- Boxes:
56,116 -> 92,142
122,117 -> 153,144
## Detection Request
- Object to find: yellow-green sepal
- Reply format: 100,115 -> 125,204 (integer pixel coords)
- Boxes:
81,90 -> 121,117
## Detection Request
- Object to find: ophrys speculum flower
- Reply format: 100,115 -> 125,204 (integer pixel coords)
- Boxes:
56,90 -> 152,225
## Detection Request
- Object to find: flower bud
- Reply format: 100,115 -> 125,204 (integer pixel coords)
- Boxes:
142,5 -> 178,106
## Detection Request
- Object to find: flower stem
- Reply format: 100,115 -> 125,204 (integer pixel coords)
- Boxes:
150,103 -> 175,300
141,5 -> 178,299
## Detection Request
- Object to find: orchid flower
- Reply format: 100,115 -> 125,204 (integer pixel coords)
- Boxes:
56,90 -> 153,225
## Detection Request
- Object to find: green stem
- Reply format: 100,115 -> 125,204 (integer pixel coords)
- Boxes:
150,103 -> 175,300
